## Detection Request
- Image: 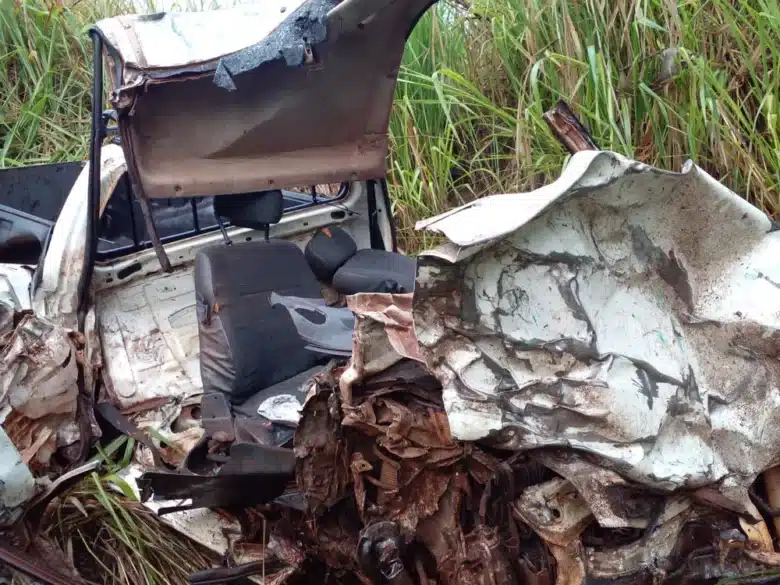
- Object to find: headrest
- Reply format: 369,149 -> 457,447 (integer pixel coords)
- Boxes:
214,190 -> 284,229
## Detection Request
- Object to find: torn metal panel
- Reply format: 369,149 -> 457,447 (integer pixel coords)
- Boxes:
94,0 -> 435,199
535,451 -> 655,529
293,351 -> 538,585
94,0 -> 310,86
0,315 -> 79,466
0,316 -> 77,420
32,144 -> 126,329
294,386 -> 351,511
512,478 -> 592,547
413,150 -> 780,514
0,426 -> 34,527
584,497 -> 692,579
340,293 -> 423,404
212,0 -> 338,92
0,266 -> 32,337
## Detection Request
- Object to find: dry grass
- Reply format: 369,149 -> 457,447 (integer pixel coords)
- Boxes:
39,438 -> 214,585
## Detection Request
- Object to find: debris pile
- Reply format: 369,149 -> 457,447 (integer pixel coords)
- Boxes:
269,297 -> 780,585
0,314 -> 83,468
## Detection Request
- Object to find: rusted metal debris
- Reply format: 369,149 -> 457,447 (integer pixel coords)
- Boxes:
283,353 -> 777,585
542,100 -> 600,154
273,297 -> 780,585
11,287 -> 780,585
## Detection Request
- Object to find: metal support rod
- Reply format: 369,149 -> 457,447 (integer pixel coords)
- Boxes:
71,30 -> 105,466
135,191 -> 173,272
118,122 -> 173,272
192,198 -> 200,232
217,216 -> 233,245
78,31 -> 104,330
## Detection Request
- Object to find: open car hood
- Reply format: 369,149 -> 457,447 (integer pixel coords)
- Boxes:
93,0 -> 433,199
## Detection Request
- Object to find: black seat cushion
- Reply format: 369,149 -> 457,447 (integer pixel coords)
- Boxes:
332,249 -> 416,295
304,226 -> 358,282
195,240 -> 323,404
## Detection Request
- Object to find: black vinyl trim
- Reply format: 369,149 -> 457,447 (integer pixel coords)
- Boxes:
379,178 -> 398,252
78,31 -> 104,330
366,180 -> 385,250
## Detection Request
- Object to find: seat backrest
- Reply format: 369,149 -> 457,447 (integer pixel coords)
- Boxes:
195,236 -> 324,404
213,190 -> 283,232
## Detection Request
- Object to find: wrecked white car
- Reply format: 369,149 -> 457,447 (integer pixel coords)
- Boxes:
1,0 -> 420,527
2,0 -> 780,584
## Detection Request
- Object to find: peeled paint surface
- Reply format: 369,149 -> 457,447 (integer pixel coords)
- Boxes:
213,0 -> 338,91
413,150 -> 780,514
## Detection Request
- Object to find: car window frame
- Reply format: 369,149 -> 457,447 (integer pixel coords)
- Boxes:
95,175 -> 349,261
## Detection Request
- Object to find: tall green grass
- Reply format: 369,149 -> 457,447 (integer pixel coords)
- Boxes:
2,0 -> 780,250
392,0 -> 780,248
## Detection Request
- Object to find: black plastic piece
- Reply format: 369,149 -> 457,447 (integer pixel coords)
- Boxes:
189,559 -> 287,585
0,204 -> 53,265
214,190 -> 284,233
358,522 -> 412,585
0,161 -> 83,222
139,443 -> 295,511
79,31 -> 104,330
332,249 -> 416,295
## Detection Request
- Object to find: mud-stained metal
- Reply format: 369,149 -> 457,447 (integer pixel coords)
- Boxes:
33,144 -> 126,329
339,293 -> 423,404
413,150 -> 780,518
0,426 -> 34,526
0,314 -> 80,466
91,0 -> 435,199
512,478 -> 592,547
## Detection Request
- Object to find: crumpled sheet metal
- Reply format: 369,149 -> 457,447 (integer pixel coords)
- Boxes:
340,293 -> 424,404
0,314 -> 79,466
213,0 -> 338,91
413,150 -> 780,513
93,0 -> 309,90
0,425 -> 34,526
508,470 -> 779,583
295,352 -> 535,585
